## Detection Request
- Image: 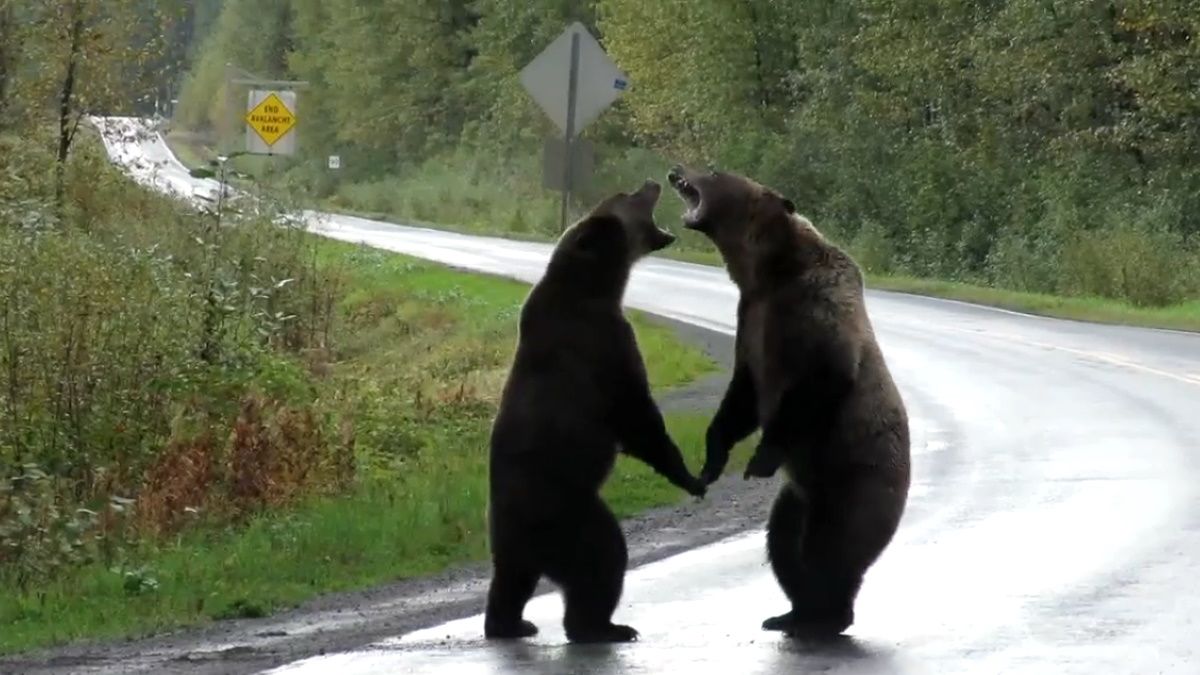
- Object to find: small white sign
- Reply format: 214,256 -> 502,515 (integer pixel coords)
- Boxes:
328,155 -> 341,170
518,22 -> 629,138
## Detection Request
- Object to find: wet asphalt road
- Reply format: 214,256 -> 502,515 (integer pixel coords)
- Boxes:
91,119 -> 1200,674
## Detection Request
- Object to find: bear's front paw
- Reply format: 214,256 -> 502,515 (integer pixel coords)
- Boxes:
743,444 -> 784,480
701,431 -> 730,485
668,470 -> 707,498
682,474 -> 707,499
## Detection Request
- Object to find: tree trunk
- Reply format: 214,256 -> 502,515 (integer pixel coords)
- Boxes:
743,0 -> 771,111
0,2 -> 16,125
55,2 -> 84,213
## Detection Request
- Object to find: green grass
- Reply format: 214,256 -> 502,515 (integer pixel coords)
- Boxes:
597,244 -> 1200,333
164,130 -> 276,188
0,238 -> 719,656
0,413 -> 747,655
863,274 -> 1200,333
321,240 -> 716,392
322,205 -> 1200,334
326,207 -> 1200,334
659,247 -> 1200,332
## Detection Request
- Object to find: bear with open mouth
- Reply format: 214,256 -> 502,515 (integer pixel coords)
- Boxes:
485,180 -> 707,644
668,165 -> 911,637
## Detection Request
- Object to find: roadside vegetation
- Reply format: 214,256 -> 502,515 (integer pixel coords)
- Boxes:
0,5 -> 719,653
0,133 -> 718,654
167,0 -> 1198,332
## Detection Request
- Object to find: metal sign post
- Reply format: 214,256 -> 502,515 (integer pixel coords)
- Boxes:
541,137 -> 593,192
519,23 -> 630,231
560,32 -> 581,233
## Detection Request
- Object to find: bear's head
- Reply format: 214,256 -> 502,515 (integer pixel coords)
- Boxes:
667,165 -> 824,287
564,179 -> 676,263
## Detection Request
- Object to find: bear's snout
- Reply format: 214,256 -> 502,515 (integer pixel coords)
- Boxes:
636,179 -> 661,203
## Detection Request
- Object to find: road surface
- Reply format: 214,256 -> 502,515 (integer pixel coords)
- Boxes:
92,118 -> 1200,675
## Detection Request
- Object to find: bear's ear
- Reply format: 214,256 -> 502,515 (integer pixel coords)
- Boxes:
781,197 -> 796,214
573,215 -> 624,256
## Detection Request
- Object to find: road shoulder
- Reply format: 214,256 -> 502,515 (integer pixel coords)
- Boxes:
0,315 -> 782,675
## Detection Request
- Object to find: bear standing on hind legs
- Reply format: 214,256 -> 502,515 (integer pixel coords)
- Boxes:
484,180 -> 707,644
667,165 -> 910,637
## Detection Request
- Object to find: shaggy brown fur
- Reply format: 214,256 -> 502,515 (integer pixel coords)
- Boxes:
668,166 -> 910,637
485,180 -> 706,644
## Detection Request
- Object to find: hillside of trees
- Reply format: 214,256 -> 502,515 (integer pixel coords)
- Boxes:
176,1 -> 1196,307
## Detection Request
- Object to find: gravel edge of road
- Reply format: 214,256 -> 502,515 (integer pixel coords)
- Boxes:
1,315 -> 785,675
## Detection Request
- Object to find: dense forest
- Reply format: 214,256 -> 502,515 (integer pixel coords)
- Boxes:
174,0 -> 1200,307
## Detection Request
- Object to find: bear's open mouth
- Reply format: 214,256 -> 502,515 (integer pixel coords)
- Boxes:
667,169 -> 700,206
667,167 -> 702,225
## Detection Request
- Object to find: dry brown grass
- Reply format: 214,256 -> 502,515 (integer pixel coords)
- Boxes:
136,435 -> 217,537
134,395 -> 356,536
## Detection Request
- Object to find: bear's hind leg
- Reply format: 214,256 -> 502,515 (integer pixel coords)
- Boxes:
485,515 -> 541,640
769,565 -> 861,638
545,497 -> 638,644
767,471 -> 902,638
764,482 -> 818,632
484,560 -> 541,639
763,482 -> 861,636
776,499 -> 869,637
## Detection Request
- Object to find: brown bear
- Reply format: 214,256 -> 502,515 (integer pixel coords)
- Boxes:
666,165 -> 910,637
484,179 -> 707,644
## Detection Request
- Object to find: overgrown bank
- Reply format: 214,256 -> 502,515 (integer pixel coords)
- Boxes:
0,131 -> 718,655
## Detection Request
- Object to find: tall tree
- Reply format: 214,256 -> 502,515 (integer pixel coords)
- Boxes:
0,0 -> 18,126
313,0 -> 475,164
173,0 -> 291,135
596,0 -> 805,161
4,0 -> 176,207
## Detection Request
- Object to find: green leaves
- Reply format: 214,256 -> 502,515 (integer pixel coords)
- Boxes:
115,0 -> 1200,292
0,463 -> 120,589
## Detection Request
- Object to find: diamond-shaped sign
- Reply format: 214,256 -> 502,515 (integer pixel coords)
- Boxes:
519,22 -> 629,137
245,92 -> 296,148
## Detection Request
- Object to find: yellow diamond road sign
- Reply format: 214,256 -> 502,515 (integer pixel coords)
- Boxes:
245,92 -> 296,147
